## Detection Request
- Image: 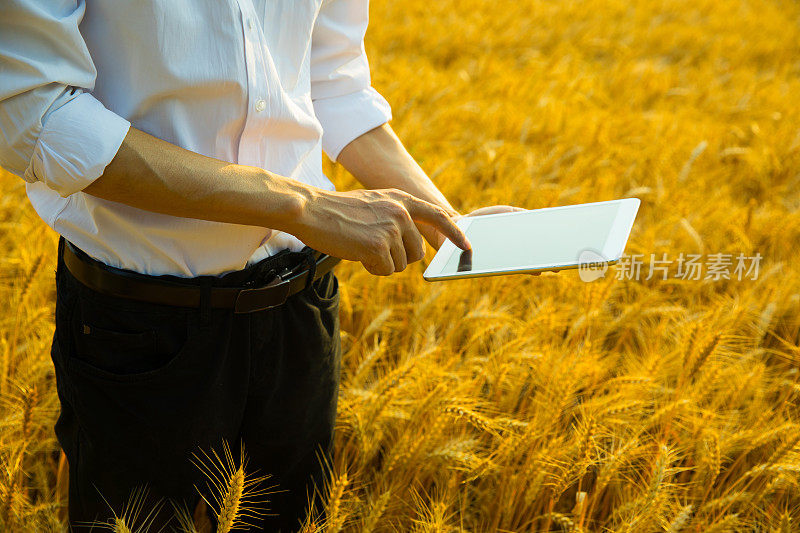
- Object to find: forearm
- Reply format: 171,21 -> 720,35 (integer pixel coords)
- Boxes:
336,123 -> 459,216
83,127 -> 309,230
81,125 -> 469,275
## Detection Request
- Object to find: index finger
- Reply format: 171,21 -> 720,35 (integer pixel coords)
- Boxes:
403,198 -> 471,250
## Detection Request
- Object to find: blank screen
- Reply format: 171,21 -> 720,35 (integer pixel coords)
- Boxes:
441,203 -> 621,273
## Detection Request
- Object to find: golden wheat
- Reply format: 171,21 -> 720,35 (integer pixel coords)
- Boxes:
2,0 -> 800,530
190,441 -> 272,532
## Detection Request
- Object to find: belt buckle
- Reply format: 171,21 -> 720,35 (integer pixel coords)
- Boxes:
233,255 -> 318,313
234,274 -> 291,313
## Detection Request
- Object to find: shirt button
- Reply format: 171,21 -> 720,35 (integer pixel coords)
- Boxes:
246,18 -> 254,30
254,99 -> 266,112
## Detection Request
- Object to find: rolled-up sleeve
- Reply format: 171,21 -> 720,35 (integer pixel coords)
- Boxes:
0,0 -> 130,198
310,0 -> 392,161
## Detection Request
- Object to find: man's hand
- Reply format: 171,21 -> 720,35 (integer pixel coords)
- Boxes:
417,204 -> 527,250
335,124 -> 527,262
288,188 -> 471,276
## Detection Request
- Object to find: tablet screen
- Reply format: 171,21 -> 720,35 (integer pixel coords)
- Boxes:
440,202 -> 622,274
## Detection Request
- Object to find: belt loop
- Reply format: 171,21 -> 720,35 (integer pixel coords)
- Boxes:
301,248 -> 317,292
56,236 -> 65,277
199,277 -> 212,328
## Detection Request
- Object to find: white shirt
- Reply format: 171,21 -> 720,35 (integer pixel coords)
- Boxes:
0,0 -> 392,277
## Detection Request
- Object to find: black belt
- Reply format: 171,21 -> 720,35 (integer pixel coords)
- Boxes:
62,241 -> 341,313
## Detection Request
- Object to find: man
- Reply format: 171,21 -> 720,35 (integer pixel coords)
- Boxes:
0,0 -> 517,530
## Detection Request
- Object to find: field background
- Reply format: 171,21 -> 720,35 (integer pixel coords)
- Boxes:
2,0 -> 800,531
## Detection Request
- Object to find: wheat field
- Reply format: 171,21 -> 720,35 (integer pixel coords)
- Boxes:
2,0 -> 800,531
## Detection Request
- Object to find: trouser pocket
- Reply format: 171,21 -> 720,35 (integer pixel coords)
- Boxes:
68,286 -> 192,380
51,276 -> 248,526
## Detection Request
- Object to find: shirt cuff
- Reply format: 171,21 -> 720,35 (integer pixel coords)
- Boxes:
23,92 -> 131,197
312,86 -> 392,161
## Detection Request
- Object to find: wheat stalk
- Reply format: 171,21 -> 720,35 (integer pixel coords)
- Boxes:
191,441 -> 273,532
216,466 -> 244,533
361,490 -> 391,532
113,517 -> 132,533
666,504 -> 694,533
325,472 -> 349,533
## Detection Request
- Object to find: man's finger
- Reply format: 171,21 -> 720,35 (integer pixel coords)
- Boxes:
362,244 -> 394,276
389,240 -> 408,272
402,228 -> 426,264
364,256 -> 394,276
404,198 -> 471,250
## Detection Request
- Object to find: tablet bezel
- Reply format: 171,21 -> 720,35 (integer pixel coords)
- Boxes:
422,198 -> 640,281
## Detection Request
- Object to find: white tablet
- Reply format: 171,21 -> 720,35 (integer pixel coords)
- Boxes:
423,198 -> 640,281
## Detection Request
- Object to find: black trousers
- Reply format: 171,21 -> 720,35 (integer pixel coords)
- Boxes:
50,236 -> 342,532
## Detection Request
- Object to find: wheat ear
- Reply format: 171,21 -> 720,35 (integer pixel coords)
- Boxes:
191,441 -> 273,532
